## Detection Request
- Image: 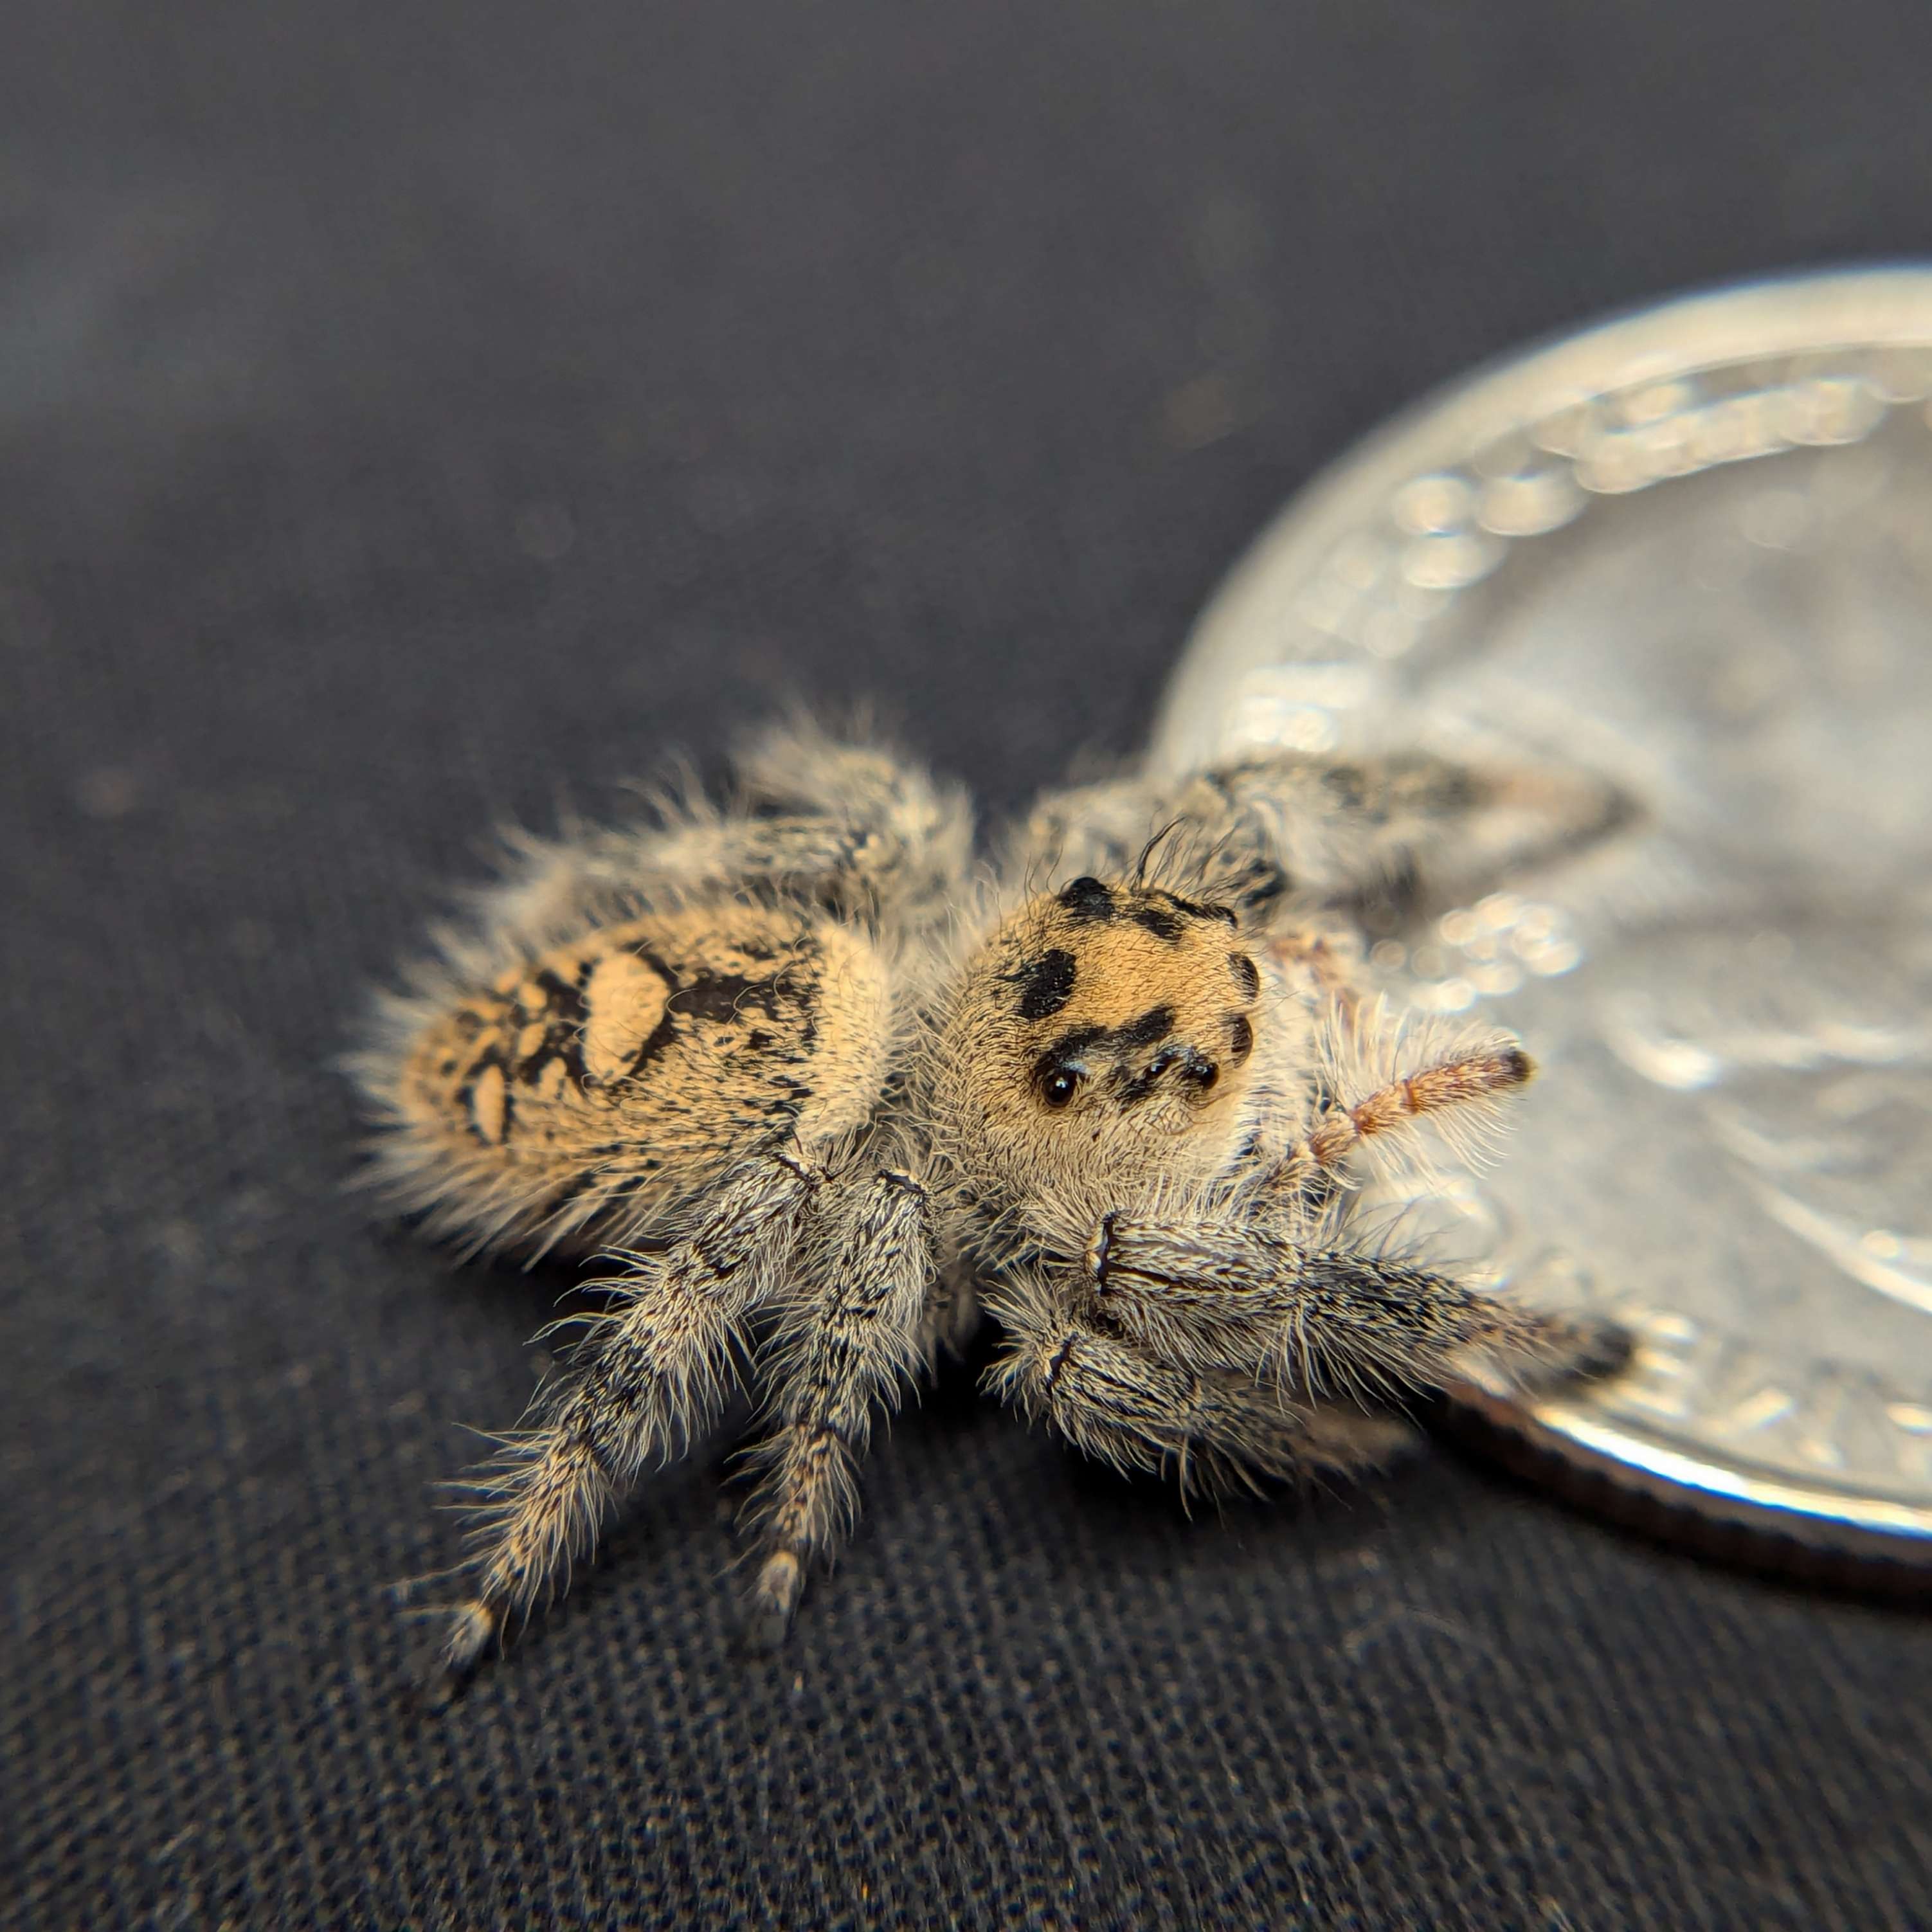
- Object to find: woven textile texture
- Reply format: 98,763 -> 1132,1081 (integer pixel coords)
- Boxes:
5,3 -> 1930,1926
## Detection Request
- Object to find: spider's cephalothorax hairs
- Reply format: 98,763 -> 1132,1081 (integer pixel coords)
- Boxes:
935,876 -> 1270,1225
352,717 -> 1632,1694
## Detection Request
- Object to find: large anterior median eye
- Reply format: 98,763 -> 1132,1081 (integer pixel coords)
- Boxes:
1041,1067 -> 1082,1109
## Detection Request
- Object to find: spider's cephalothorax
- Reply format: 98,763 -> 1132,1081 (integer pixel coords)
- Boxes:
939,877 -> 1272,1219
353,719 -> 1631,1692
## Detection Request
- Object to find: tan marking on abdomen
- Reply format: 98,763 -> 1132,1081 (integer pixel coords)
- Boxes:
467,1062 -> 509,1145
581,950 -> 673,1085
392,903 -> 894,1252
786,919 -> 893,1146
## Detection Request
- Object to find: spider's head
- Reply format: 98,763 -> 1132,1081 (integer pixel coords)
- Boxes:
940,874 -> 1266,1207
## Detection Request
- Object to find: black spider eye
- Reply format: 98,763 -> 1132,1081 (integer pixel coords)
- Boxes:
1042,1068 -> 1081,1109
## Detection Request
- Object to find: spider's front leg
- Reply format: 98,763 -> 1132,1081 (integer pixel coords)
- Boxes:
1279,1024 -> 1537,1190
739,1164 -> 938,1648
984,1267 -> 1416,1500
431,1151 -> 817,1694
1177,746 -> 1634,914
1082,1205 -> 1629,1402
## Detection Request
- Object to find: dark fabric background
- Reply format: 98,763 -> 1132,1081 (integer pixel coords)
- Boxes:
5,4 -> 1931,1927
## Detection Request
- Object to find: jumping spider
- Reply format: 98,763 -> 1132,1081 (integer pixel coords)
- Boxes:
353,719 -> 1630,1692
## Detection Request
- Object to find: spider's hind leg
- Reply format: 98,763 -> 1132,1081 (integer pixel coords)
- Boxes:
428,1151 -> 817,1695
730,717 -> 974,926
738,1166 -> 937,1649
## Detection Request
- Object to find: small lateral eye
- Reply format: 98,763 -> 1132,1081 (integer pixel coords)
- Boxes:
1041,1068 -> 1081,1109
1148,1043 -> 1220,1092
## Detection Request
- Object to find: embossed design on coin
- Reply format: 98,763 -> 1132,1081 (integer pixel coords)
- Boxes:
1156,269 -> 1932,1565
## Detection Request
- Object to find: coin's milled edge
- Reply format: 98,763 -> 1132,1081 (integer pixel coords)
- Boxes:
1155,264 -> 1932,1573
1447,1380 -> 1932,1595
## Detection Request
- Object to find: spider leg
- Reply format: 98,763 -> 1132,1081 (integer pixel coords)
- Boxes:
1005,773 -> 1169,886
739,1168 -> 937,1648
529,808 -> 939,927
1083,1211 -> 1630,1402
983,1268 -> 1416,1501
1168,750 -> 1632,912
430,1151 -> 818,1693
482,727 -> 970,948
1292,1032 -> 1536,1175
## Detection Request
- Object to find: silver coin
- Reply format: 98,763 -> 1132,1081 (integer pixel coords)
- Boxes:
1153,267 -> 1932,1573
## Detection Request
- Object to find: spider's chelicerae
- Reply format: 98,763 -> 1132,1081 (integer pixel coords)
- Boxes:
354,719 -> 1630,1692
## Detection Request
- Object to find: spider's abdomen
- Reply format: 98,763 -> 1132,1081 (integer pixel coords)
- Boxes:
368,903 -> 892,1253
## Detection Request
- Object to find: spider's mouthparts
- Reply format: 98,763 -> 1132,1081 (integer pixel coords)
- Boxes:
1085,1212 -> 1117,1286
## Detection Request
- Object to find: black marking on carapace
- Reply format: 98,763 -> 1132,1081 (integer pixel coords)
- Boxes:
1112,1042 -> 1218,1108
1228,952 -> 1260,998
1032,1023 -> 1105,1093
1009,948 -> 1078,1021
1114,1005 -> 1177,1052
1056,876 -> 1116,923
1236,865 -> 1289,913
1226,1014 -> 1254,1064
1165,892 -> 1236,927
1130,903 -> 1182,943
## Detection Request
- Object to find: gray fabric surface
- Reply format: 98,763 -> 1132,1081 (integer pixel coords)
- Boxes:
5,3 -> 1930,1926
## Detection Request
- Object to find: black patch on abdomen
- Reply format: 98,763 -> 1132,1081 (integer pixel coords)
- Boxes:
667,970 -> 786,1025
517,968 -> 595,1087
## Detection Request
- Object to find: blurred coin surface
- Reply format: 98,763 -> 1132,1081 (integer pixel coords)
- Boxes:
1156,269 -> 1932,1571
